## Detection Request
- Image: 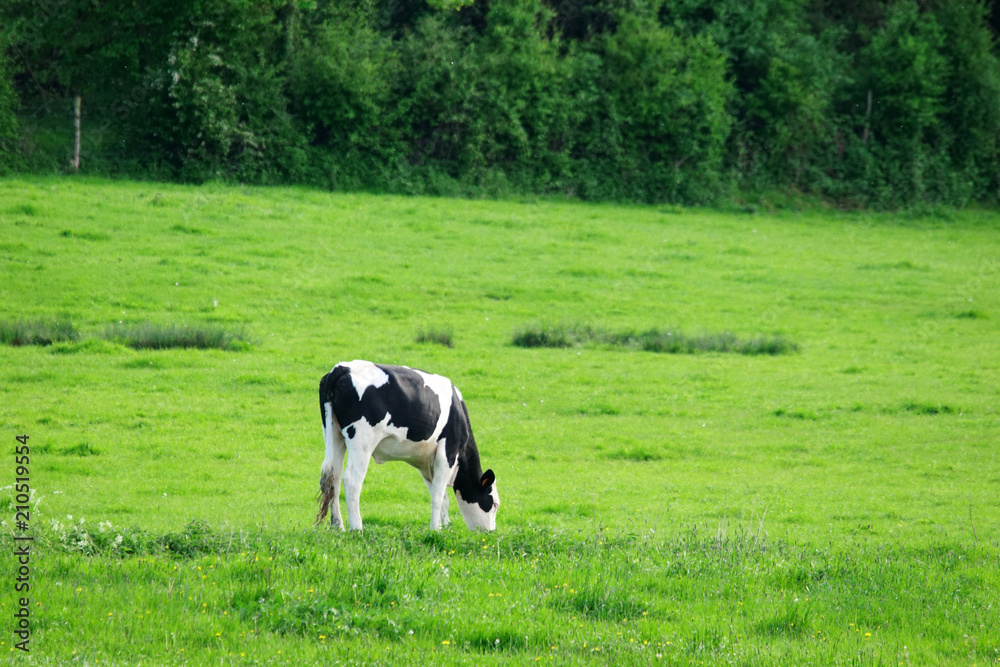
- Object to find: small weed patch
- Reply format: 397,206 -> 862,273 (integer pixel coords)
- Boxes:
463,629 -> 535,653
50,339 -> 124,354
415,327 -> 454,348
902,401 -> 956,416
511,324 -> 578,348
101,322 -> 251,351
603,446 -> 663,462
43,518 -> 249,558
754,604 -> 812,637
0,317 -> 79,346
512,323 -> 798,356
550,585 -> 646,622
774,408 -> 819,420
160,520 -> 231,558
61,442 -> 100,456
60,229 -> 110,241
7,203 -> 40,216
170,223 -> 206,235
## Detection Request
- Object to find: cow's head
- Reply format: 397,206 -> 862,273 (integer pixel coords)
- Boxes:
456,469 -> 499,532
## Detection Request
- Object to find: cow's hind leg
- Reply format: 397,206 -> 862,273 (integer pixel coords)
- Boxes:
316,403 -> 347,530
342,442 -> 372,532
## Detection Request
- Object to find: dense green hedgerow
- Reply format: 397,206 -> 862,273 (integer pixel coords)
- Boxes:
3,0 -> 999,207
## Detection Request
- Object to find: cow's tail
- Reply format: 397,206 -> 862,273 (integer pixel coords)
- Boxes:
316,469 -> 337,526
316,376 -> 342,526
315,423 -> 339,526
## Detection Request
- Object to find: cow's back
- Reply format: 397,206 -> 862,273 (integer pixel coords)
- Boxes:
320,361 -> 446,444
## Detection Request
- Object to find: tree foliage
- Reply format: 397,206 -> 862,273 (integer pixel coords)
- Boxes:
0,48 -> 19,172
2,0 -> 999,207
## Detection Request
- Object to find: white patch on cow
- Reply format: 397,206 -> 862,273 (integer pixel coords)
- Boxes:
414,369 -> 454,441
372,427 -> 438,476
344,413 -> 411,461
336,360 -> 389,401
456,484 -> 500,532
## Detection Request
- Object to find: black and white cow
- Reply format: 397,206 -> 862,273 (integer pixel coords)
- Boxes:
316,360 -> 499,532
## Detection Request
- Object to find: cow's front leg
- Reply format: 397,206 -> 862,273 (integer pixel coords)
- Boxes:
427,478 -> 449,530
440,491 -> 451,528
342,452 -> 372,531
427,448 -> 457,530
424,476 -> 451,530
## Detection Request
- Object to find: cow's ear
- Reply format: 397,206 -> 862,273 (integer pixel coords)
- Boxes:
480,469 -> 495,487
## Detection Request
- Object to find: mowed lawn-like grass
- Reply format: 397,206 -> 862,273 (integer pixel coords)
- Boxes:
1,176 -> 998,664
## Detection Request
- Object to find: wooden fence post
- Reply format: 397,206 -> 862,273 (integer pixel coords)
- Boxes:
861,89 -> 872,145
71,96 -> 81,171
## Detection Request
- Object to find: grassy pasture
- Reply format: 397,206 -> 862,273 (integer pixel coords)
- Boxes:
1,176 -> 999,664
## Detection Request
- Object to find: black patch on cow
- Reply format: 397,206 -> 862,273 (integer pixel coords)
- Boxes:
319,363 -> 441,443
475,469 -> 496,512
345,424 -> 356,440
445,389 -> 497,511
437,388 -> 471,468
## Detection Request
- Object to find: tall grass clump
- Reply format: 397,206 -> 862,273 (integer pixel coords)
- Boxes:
101,322 -> 251,351
0,317 -> 78,346
415,327 -> 454,348
511,324 -> 577,349
512,324 -> 798,356
512,323 -> 607,349
636,330 -> 799,356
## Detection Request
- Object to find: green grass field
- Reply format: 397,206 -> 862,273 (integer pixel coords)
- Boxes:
1,176 -> 999,664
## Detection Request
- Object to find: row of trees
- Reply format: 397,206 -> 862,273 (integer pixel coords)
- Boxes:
2,0 -> 999,207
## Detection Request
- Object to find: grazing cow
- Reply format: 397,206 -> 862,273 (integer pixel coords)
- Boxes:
316,360 -> 499,532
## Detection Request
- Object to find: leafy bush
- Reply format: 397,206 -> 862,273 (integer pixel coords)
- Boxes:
288,5 -> 401,189
60,442 -> 100,457
0,50 -> 19,173
847,1 -> 949,207
463,0 -> 572,190
127,2 -> 305,183
569,11 -> 732,203
691,0 -> 846,193
934,0 -> 1000,202
392,13 -> 483,185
